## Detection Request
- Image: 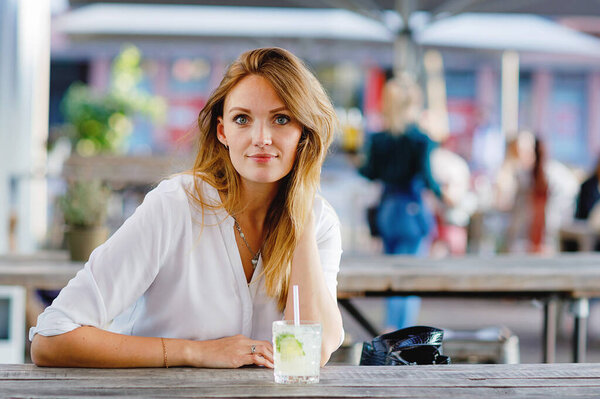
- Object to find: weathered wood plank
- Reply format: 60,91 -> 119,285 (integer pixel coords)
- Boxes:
0,254 -> 81,289
2,364 -> 600,398
5,363 -> 600,375
3,376 -> 600,389
62,154 -> 190,186
3,364 -> 600,385
337,253 -> 600,294
0,366 -> 600,385
5,363 -> 600,376
4,252 -> 600,295
0,267 -> 79,289
3,385 -> 600,398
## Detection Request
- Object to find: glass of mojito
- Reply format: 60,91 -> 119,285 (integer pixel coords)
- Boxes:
272,320 -> 321,384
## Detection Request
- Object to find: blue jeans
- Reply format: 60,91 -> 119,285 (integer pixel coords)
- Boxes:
383,236 -> 428,329
377,193 -> 432,329
385,296 -> 422,330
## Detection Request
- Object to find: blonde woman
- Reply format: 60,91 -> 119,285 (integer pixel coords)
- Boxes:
360,75 -> 443,330
30,48 -> 344,368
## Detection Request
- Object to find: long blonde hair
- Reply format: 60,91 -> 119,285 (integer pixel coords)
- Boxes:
186,48 -> 337,311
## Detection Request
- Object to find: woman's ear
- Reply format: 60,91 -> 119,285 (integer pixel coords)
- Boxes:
216,116 -> 228,147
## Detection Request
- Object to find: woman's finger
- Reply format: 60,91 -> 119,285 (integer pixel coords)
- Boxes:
251,341 -> 273,362
258,340 -> 274,358
260,340 -> 273,351
252,353 -> 274,369
256,345 -> 273,363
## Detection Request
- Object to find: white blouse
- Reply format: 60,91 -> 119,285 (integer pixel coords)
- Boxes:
30,175 -> 343,343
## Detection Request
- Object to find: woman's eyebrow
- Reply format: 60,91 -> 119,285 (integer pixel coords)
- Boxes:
227,106 -> 289,114
269,107 -> 288,114
228,107 -> 251,114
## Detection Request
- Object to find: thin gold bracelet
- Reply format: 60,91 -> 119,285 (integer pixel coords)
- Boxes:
161,337 -> 169,368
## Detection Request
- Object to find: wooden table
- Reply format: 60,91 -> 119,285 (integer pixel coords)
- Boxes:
3,252 -> 600,363
2,363 -> 600,398
62,155 -> 192,187
337,253 -> 600,363
0,252 -> 80,289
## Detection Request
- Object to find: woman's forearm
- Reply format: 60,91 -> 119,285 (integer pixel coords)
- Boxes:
285,216 -> 344,365
31,326 -> 190,368
31,326 -> 274,369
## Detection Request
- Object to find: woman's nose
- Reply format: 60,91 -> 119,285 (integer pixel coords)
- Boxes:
252,124 -> 272,147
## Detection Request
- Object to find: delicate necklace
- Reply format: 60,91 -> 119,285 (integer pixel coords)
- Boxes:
233,218 -> 261,269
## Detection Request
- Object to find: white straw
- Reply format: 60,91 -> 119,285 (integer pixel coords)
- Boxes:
293,285 -> 300,326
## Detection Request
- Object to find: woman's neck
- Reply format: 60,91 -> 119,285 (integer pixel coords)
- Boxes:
236,181 -> 280,227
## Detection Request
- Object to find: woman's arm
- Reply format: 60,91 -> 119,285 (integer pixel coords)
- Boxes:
31,326 -> 273,368
284,211 -> 344,366
421,139 -> 443,199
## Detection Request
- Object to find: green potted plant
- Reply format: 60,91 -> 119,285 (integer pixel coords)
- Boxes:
60,44 -> 166,156
59,180 -> 111,261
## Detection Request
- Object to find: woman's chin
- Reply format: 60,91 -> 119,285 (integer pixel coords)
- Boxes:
241,174 -> 283,186
240,168 -> 293,186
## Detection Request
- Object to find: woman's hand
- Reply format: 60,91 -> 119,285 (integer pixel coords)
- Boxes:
190,334 -> 274,369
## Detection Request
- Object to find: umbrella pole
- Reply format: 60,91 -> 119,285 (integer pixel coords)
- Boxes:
501,50 -> 520,140
394,0 -> 420,78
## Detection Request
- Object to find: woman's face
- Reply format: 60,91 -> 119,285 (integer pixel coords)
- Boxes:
217,75 -> 302,188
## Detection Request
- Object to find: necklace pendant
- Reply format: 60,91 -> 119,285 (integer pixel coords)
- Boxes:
233,218 -> 261,270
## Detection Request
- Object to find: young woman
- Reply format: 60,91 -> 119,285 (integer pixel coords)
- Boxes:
359,75 -> 443,331
31,48 -> 344,368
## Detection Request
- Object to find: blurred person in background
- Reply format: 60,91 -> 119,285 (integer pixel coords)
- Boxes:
359,75 -> 445,330
431,141 -> 475,256
493,132 -> 535,253
505,136 -> 578,253
575,156 -> 600,222
575,156 -> 600,250
495,132 -> 536,213
470,107 -> 505,180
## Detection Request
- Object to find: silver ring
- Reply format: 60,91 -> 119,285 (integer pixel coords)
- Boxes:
251,345 -> 256,354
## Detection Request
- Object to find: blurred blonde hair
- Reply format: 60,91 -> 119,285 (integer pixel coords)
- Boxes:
185,47 -> 337,311
381,74 -> 423,135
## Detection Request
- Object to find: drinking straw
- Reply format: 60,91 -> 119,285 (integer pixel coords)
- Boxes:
293,285 -> 300,326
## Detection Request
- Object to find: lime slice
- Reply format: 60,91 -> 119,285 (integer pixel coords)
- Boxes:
276,333 -> 305,360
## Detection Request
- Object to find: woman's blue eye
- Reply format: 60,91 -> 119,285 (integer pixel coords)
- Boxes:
275,115 -> 290,125
233,115 -> 248,125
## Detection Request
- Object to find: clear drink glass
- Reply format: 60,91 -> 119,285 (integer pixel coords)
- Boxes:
272,320 -> 321,384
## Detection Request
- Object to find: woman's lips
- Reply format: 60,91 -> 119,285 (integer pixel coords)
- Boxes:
248,154 -> 277,163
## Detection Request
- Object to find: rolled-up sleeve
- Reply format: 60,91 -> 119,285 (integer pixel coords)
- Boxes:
29,187 -> 171,340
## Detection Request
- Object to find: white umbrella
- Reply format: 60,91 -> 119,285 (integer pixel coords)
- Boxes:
53,5 -> 600,60
416,13 -> 600,57
53,3 -> 393,42
65,0 -> 600,18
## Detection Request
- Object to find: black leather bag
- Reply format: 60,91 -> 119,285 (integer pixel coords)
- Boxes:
360,326 -> 450,366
